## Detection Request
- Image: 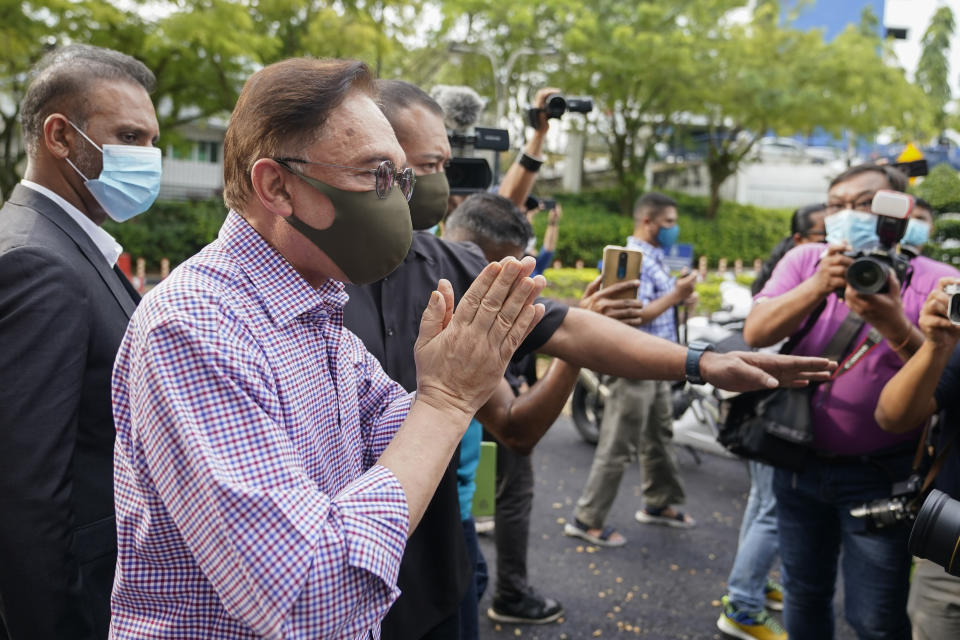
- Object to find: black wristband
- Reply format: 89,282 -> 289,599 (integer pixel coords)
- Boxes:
518,152 -> 543,172
684,341 -> 715,385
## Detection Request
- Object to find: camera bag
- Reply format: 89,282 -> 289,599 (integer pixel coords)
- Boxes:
718,302 -> 868,471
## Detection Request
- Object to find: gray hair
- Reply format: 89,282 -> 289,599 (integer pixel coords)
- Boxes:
446,192 -> 533,254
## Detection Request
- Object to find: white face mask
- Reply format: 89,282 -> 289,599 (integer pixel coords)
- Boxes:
65,120 -> 162,222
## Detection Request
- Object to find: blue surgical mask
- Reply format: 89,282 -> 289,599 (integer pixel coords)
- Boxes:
65,120 -> 162,222
902,218 -> 931,247
656,224 -> 679,250
824,209 -> 879,250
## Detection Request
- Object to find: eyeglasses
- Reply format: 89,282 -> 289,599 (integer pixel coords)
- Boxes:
825,196 -> 874,215
274,157 -> 416,201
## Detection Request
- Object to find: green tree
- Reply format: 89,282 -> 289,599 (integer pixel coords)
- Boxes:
915,5 -> 956,134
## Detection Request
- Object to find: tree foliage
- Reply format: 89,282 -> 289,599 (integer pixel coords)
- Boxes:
915,5 -> 956,133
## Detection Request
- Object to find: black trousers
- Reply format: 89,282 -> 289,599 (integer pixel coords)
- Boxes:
493,441 -> 535,600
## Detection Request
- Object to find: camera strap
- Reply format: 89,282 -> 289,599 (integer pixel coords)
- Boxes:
821,311 -> 880,382
913,419 -> 959,497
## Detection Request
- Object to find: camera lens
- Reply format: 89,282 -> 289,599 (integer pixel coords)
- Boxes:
544,94 -> 566,119
909,489 -> 960,577
846,257 -> 891,295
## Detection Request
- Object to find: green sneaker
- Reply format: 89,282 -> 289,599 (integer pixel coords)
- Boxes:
764,579 -> 784,611
716,595 -> 786,640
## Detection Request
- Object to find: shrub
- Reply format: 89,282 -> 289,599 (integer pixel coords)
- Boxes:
912,164 -> 960,213
531,189 -> 792,268
103,198 -> 227,270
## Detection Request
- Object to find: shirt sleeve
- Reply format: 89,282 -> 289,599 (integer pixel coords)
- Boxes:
756,244 -> 816,302
126,318 -> 409,639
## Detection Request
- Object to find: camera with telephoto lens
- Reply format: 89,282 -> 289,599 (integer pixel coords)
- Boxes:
842,190 -> 914,296
909,489 -> 960,576
850,472 -> 924,530
525,93 -> 594,128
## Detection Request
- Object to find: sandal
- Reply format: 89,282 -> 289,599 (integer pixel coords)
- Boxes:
634,506 -> 695,528
563,518 -> 627,547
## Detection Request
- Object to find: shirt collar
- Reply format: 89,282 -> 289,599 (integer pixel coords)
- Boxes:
20,179 -> 123,267
220,210 -> 348,327
627,235 -> 663,259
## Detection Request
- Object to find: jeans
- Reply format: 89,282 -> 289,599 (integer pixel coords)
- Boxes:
774,456 -> 913,640
727,461 -> 779,612
458,517 -> 479,640
574,379 -> 683,528
493,441 -> 534,601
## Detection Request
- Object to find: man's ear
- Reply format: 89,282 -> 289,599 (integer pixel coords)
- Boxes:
251,158 -> 294,218
42,113 -> 73,159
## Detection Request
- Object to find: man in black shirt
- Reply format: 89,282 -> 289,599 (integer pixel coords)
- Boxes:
876,276 -> 960,640
344,79 -> 836,639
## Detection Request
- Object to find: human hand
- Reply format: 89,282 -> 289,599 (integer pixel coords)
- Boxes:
530,86 -> 562,133
699,351 -> 837,391
918,277 -> 960,349
548,203 -> 562,225
673,272 -> 698,303
843,272 -> 909,340
580,276 -> 644,326
414,257 -> 547,417
813,244 -> 853,297
684,291 -> 699,309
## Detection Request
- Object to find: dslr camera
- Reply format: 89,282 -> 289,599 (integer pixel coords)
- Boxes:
526,93 -> 594,128
850,472 -> 924,530
843,190 -> 915,296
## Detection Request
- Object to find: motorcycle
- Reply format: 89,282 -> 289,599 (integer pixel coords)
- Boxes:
570,280 -> 753,462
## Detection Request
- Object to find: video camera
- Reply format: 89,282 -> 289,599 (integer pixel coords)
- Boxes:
843,190 -> 914,296
431,84 -> 511,195
850,472 -> 925,530
525,93 -> 594,128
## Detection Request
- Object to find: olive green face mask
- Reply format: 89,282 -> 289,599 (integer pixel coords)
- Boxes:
407,171 -> 450,230
282,168 -> 413,285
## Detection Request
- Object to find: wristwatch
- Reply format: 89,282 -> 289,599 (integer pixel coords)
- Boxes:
684,341 -> 715,385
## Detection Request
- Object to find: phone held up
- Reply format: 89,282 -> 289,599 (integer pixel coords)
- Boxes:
600,245 -> 643,300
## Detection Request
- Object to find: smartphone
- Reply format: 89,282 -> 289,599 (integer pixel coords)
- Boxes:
542,197 -> 557,211
600,245 -> 643,299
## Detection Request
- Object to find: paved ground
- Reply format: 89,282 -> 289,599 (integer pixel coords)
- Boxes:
476,415 -> 858,640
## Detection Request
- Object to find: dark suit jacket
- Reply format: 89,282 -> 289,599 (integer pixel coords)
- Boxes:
0,185 -> 139,640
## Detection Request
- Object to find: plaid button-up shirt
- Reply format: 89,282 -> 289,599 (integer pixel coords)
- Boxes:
111,211 -> 412,639
626,236 -> 678,343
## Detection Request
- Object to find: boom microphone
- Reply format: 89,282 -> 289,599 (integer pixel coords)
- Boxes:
431,85 -> 485,132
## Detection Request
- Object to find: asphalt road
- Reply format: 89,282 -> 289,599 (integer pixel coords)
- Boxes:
476,415 -> 858,640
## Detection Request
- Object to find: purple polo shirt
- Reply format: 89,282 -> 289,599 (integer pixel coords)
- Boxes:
757,243 -> 959,455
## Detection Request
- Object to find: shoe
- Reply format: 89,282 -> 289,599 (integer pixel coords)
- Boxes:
487,589 -> 564,625
634,506 -> 695,528
716,595 -> 786,640
764,579 -> 784,611
562,518 -> 627,547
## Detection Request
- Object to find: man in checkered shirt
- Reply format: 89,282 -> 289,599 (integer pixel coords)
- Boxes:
109,58 -> 546,639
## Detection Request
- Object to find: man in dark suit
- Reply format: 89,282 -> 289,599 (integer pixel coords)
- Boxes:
0,44 -> 159,640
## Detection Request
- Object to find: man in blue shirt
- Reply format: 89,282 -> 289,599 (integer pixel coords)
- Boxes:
566,192 -> 699,546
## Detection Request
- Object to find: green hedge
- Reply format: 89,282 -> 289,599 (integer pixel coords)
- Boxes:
103,198 -> 227,271
532,189 -> 792,267
912,164 -> 960,213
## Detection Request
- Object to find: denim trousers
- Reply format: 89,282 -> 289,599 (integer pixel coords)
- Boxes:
773,455 -> 913,640
726,461 -> 779,612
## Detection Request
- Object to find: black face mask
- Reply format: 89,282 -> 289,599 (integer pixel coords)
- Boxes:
282,167 -> 413,284
407,171 -> 450,230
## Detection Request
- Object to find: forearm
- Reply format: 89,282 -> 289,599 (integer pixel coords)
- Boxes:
538,307 -> 687,379
744,278 -> 827,347
483,359 -> 581,454
543,224 -> 558,252
377,399 -> 471,531
875,340 -> 945,433
639,291 -> 679,324
498,131 -> 547,208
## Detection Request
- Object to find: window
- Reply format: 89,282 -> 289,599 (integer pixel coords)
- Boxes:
197,141 -> 219,164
